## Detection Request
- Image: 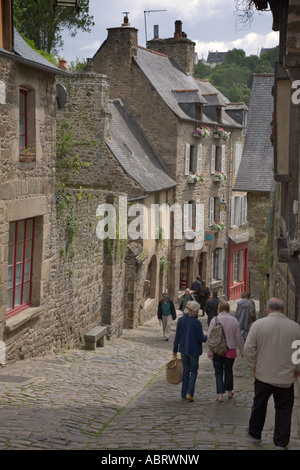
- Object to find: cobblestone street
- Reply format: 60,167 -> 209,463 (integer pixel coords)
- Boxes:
0,312 -> 299,451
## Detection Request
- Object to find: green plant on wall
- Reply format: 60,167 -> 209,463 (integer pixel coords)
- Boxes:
56,120 -> 94,185
160,256 -> 169,273
55,120 -> 95,260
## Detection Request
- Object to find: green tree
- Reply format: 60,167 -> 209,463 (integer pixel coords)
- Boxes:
225,48 -> 246,66
13,0 -> 94,54
226,82 -> 251,105
194,62 -> 212,80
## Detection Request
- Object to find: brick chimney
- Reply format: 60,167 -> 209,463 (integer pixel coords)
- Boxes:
146,20 -> 195,75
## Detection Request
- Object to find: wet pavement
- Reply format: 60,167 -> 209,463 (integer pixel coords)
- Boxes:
0,309 -> 299,451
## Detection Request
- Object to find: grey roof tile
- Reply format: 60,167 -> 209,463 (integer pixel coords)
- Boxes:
13,28 -> 62,73
106,100 -> 177,193
135,47 -> 242,129
234,74 -> 274,192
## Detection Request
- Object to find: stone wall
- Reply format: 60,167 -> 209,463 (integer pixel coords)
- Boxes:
0,57 -> 58,361
247,191 -> 273,316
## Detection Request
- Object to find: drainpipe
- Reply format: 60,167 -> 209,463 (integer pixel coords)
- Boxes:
224,132 -> 232,300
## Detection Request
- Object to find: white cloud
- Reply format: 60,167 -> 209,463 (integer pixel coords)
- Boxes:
79,40 -> 101,53
194,30 -> 279,60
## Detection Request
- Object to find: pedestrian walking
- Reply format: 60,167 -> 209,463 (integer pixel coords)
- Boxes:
190,275 -> 205,304
207,300 -> 244,402
205,290 -> 220,326
157,293 -> 177,341
247,292 -> 256,324
179,288 -> 195,312
244,297 -> 300,449
235,292 -> 253,341
199,280 -> 210,316
173,301 -> 207,402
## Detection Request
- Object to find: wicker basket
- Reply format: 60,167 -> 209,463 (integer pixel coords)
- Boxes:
166,358 -> 183,384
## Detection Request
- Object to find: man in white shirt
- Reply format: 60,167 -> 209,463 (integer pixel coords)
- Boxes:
244,298 -> 300,449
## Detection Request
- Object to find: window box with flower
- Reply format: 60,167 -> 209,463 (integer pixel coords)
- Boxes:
212,221 -> 224,232
188,173 -> 204,183
213,172 -> 226,182
213,127 -> 230,141
193,126 -> 211,139
19,146 -> 36,162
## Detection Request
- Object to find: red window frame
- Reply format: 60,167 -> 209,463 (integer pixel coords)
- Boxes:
19,89 -> 27,151
6,218 -> 35,318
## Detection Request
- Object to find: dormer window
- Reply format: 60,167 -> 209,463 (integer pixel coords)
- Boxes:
195,104 -> 203,124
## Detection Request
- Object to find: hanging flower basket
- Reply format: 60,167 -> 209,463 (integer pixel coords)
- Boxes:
213,127 -> 230,141
212,221 -> 224,232
188,173 -> 204,183
213,172 -> 226,182
194,126 -> 211,138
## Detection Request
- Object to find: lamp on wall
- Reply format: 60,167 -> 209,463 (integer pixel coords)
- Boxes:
53,0 -> 79,11
219,196 -> 227,212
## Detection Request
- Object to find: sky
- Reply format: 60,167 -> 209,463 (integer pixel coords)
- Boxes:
60,0 -> 279,64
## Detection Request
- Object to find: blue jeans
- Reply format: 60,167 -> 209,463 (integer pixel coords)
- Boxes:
181,354 -> 199,398
213,354 -> 235,394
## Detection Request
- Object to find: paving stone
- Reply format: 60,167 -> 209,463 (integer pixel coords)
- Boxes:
0,312 -> 298,450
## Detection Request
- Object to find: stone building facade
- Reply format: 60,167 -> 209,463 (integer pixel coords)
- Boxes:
234,73 -> 275,314
92,16 -> 247,305
258,0 -> 300,324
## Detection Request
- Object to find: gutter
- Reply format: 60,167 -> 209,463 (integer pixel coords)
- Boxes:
0,48 -> 71,77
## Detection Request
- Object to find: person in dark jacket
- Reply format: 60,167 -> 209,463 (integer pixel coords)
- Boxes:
205,290 -> 220,325
157,293 -> 176,341
199,280 -> 210,316
173,301 -> 207,402
235,292 -> 253,341
190,276 -> 205,303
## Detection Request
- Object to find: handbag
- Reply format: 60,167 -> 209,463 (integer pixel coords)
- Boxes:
166,357 -> 183,384
207,316 -> 228,356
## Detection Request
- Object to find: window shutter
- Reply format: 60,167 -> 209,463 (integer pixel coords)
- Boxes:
196,144 -> 202,173
218,249 -> 223,280
235,142 -> 242,176
221,145 -> 226,173
211,145 -> 216,174
184,144 -> 190,176
209,197 -> 214,226
230,196 -> 235,227
234,196 -> 241,226
183,201 -> 189,232
211,251 -> 214,281
238,250 -> 244,282
242,194 -> 248,225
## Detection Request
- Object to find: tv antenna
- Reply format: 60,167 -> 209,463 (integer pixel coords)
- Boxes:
144,9 -> 167,43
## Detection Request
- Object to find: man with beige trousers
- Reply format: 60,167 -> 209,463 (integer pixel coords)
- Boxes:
244,298 -> 300,449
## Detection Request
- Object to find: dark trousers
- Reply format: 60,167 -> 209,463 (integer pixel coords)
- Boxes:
212,354 -> 235,394
249,379 -> 294,448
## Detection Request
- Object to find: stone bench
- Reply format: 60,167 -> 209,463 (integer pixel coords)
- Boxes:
84,326 -> 108,350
